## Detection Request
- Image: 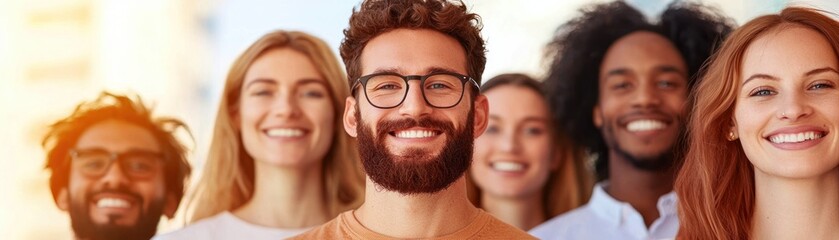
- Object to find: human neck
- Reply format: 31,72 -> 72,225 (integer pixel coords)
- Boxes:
605,151 -> 675,227
233,160 -> 328,229
480,191 -> 545,231
751,169 -> 839,239
355,177 -> 481,238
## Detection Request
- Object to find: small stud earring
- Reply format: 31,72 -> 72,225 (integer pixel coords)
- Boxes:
727,131 -> 738,141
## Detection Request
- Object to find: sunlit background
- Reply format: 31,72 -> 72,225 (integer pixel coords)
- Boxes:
2,0 -> 837,239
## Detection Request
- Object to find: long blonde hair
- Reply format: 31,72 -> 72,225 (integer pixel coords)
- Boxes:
188,30 -> 365,222
676,7 -> 839,239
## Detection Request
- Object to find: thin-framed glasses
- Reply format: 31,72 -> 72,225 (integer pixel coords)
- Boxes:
69,148 -> 164,180
351,72 -> 479,109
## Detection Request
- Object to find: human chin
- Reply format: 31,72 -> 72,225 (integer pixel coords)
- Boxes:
81,187 -> 145,226
476,158 -> 546,198
605,119 -> 677,170
69,191 -> 164,240
487,177 -> 542,198
356,111 -> 474,194
747,142 -> 839,179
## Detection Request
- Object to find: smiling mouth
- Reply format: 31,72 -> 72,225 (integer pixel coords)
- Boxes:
626,119 -> 667,132
265,128 -> 306,137
390,129 -> 441,139
767,131 -> 826,144
95,198 -> 131,208
490,161 -> 526,172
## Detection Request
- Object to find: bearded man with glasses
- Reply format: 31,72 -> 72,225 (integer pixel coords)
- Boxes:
292,0 -> 533,239
42,92 -> 192,240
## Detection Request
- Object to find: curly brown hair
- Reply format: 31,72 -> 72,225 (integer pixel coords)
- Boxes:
340,0 -> 486,91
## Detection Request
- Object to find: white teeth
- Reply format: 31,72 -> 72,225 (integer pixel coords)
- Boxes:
626,119 -> 666,132
395,130 -> 436,139
492,161 -> 525,172
769,131 -> 823,143
266,128 -> 304,137
96,198 -> 130,208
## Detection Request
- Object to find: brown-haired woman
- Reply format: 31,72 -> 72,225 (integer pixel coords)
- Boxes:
468,73 -> 593,231
676,7 -> 839,239
155,30 -> 364,239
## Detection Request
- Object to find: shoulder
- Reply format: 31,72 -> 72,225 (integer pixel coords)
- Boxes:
153,213 -> 228,240
529,206 -> 597,239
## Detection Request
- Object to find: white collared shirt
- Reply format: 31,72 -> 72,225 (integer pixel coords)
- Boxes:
529,182 -> 679,240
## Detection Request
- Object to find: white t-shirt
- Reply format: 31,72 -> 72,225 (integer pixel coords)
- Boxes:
153,211 -> 310,240
529,182 -> 679,240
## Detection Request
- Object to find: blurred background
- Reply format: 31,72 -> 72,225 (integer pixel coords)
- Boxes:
1,0 -> 836,239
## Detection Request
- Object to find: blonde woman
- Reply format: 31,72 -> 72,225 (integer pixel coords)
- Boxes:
468,73 -> 593,231
155,30 -> 364,239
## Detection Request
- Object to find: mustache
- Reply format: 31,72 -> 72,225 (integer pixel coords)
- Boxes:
376,116 -> 456,137
356,110 -> 476,195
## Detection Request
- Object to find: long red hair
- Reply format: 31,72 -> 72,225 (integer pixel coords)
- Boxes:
676,7 -> 839,239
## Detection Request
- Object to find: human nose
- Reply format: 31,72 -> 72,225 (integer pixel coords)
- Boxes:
776,91 -> 812,121
99,159 -> 131,187
272,88 -> 301,119
631,83 -> 662,108
496,130 -> 521,153
397,81 -> 432,117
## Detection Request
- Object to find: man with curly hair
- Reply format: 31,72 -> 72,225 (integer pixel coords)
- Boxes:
293,0 -> 534,239
43,92 -> 192,240
530,1 -> 733,239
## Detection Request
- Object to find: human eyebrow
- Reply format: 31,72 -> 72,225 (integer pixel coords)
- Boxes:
244,78 -> 277,89
295,78 -> 328,87
804,67 -> 839,77
520,116 -> 549,124
425,66 -> 466,75
604,68 -> 631,78
655,65 -> 686,75
742,74 -> 779,86
123,148 -> 163,156
370,68 -> 401,75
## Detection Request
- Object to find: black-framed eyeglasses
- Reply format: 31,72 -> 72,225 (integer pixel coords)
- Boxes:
351,72 -> 479,109
69,148 -> 165,180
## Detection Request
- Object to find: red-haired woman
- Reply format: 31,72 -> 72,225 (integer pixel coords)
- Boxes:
676,7 -> 839,239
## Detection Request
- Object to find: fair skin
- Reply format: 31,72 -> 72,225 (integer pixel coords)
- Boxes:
471,85 -> 556,230
57,119 -> 177,228
733,26 -> 839,239
233,48 -> 336,228
594,31 -> 688,226
342,28 -> 489,238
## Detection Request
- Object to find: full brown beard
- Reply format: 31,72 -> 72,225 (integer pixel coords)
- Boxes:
356,109 -> 474,195
69,185 -> 164,240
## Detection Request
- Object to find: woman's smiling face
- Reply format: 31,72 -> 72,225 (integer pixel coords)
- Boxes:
734,25 -> 839,179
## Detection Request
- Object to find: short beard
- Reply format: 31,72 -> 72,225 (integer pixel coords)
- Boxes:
356,109 -> 474,195
601,118 -> 681,172
69,186 -> 165,240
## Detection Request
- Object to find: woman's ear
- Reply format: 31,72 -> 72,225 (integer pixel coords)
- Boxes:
727,119 -> 739,141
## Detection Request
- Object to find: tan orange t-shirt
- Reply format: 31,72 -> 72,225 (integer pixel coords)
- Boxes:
289,210 -> 535,240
